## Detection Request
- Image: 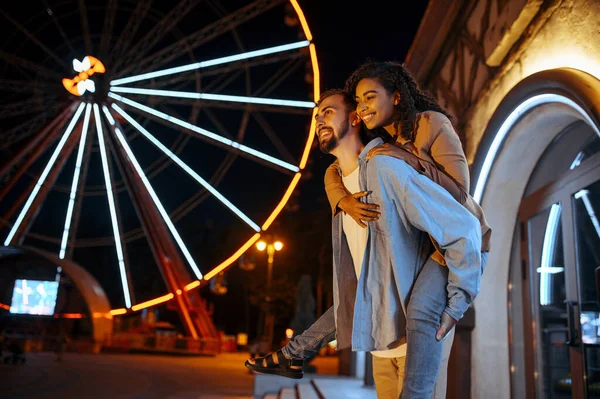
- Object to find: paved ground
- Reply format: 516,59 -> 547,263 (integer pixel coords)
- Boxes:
0,351 -> 339,399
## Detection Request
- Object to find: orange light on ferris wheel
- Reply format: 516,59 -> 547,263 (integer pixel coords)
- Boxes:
62,55 -> 106,96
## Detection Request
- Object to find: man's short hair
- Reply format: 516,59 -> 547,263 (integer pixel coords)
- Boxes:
317,89 -> 371,144
317,89 -> 356,112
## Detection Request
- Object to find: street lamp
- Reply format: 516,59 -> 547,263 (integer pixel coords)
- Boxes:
256,238 -> 283,295
256,237 -> 283,349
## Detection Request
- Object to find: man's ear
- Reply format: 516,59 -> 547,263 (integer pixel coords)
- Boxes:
394,91 -> 401,106
350,111 -> 361,127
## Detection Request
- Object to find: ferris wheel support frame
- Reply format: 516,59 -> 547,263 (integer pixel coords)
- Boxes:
106,1 -> 152,67
116,0 -> 286,79
0,0 -> 319,334
105,113 -> 208,339
0,103 -> 75,179
107,111 -> 218,338
111,0 -> 202,74
0,110 -> 74,208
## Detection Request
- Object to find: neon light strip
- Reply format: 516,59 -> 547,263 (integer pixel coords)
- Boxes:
108,94 -> 299,172
539,203 -> 562,306
309,44 -> 320,104
92,312 -> 113,319
111,104 -> 260,232
575,189 -> 600,238
300,108 -> 317,169
131,293 -> 174,312
94,104 -> 132,309
204,232 -> 261,281
110,41 -> 310,86
4,103 -> 86,246
104,108 -> 203,280
103,107 -> 115,125
184,280 -> 200,291
56,313 -> 84,319
570,151 -> 585,169
537,138 -> 597,306
536,267 -> 564,274
262,172 -> 301,230
110,87 -> 315,109
59,103 -> 92,259
289,0 -> 313,41
473,94 -> 600,203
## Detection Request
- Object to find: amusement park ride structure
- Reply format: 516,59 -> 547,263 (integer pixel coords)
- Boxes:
0,0 -> 320,340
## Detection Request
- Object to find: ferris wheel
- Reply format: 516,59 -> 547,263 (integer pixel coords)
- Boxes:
0,0 -> 319,338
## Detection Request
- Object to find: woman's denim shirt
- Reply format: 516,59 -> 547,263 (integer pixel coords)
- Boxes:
332,138 -> 482,352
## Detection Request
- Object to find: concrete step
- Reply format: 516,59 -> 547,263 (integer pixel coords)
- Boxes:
254,373 -> 299,399
279,387 -> 296,399
253,373 -> 376,399
311,377 -> 377,399
297,382 -> 321,399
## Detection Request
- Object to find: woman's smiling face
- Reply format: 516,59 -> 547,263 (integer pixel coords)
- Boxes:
354,77 -> 398,130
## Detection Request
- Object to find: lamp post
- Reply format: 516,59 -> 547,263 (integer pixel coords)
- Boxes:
256,237 -> 283,349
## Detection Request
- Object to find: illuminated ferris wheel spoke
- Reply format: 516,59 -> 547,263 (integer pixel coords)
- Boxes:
111,103 -> 261,232
3,102 -> 86,246
117,0 -> 288,78
102,105 -> 203,280
109,87 -> 315,109
94,104 -> 133,308
128,91 -> 311,116
107,93 -> 300,173
110,40 -> 310,86
59,103 -> 92,259
151,51 -> 307,90
0,0 -> 320,321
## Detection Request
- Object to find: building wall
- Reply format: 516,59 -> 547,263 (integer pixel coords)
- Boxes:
412,0 -> 600,161
465,0 -> 600,161
407,0 -> 600,397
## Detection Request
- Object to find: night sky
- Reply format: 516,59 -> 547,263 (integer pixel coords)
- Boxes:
302,0 -> 428,87
208,0 -> 430,336
291,0 -> 430,204
0,0 -> 429,336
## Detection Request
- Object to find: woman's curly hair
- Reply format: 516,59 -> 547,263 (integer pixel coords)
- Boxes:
344,60 -> 453,142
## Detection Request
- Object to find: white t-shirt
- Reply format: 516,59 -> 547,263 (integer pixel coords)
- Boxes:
341,166 -> 407,359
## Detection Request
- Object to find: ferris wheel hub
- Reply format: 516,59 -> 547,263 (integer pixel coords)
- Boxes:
62,55 -> 106,99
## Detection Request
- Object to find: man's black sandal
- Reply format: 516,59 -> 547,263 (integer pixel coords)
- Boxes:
245,349 -> 304,379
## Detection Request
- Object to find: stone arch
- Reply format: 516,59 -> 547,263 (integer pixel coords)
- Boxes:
2,245 -> 113,345
468,68 -> 600,397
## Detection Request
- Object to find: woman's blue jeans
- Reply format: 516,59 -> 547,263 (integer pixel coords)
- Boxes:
281,253 -> 488,399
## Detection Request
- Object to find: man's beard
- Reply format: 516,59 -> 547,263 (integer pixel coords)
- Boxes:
319,119 -> 349,154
